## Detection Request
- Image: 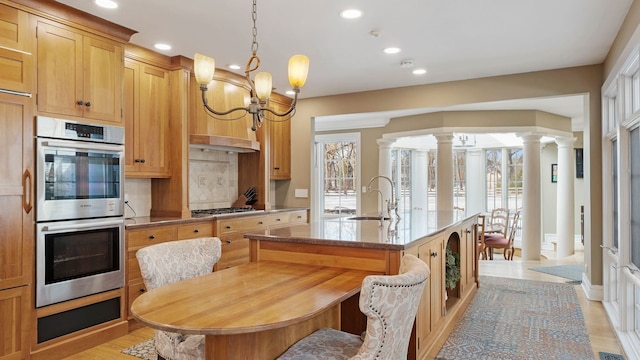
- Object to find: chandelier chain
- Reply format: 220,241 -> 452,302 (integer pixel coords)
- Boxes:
251,0 -> 258,55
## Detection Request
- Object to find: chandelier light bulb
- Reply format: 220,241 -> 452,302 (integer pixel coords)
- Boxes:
194,53 -> 215,85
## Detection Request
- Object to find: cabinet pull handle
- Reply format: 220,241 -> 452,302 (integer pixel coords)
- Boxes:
140,288 -> 146,293
85,101 -> 91,107
297,216 -> 302,219
194,228 -> 199,233
430,251 -> 438,257
258,221 -> 264,225
226,240 -> 232,244
22,169 -> 32,214
149,234 -> 156,239
274,167 -> 280,170
77,100 -> 83,105
134,159 -> 140,163
276,218 -> 281,222
226,226 -> 231,230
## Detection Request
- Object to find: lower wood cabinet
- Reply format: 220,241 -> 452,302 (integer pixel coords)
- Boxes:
125,220 -> 213,325
0,285 -> 30,360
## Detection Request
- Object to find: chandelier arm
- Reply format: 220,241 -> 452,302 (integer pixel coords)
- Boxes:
260,91 -> 299,118
200,86 -> 249,117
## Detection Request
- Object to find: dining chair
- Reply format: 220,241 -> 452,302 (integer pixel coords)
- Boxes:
477,215 -> 487,260
487,208 -> 510,237
136,237 -> 222,360
276,254 -> 430,360
484,210 -> 520,260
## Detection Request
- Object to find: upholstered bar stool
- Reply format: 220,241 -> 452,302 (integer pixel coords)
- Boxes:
136,237 -> 222,360
277,254 -> 430,360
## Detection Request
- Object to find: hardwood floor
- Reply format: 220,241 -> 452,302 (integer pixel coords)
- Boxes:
66,249 -> 625,359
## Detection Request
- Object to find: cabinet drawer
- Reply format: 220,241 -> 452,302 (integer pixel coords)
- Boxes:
177,221 -> 214,239
127,226 -> 176,249
127,251 -> 142,283
216,237 -> 249,270
217,216 -> 268,235
127,282 -> 147,318
288,210 -> 308,224
267,213 -> 290,228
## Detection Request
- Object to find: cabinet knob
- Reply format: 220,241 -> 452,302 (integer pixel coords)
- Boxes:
149,234 -> 156,239
226,225 -> 231,230
139,288 -> 146,293
276,218 -> 281,222
85,101 -> 91,107
274,167 -> 280,170
466,229 -> 471,234
258,221 -> 264,225
226,240 -> 232,244
430,251 -> 438,257
77,100 -> 83,105
194,228 -> 199,233
140,159 -> 145,163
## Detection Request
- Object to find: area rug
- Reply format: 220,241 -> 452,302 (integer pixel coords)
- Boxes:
121,338 -> 156,360
599,351 -> 625,360
529,263 -> 583,284
436,276 -> 593,360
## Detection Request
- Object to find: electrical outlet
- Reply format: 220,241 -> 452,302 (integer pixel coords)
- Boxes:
124,193 -> 129,203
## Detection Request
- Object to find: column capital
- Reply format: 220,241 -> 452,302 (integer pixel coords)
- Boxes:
517,133 -> 544,143
555,136 -> 577,148
434,133 -> 454,143
376,138 -> 396,149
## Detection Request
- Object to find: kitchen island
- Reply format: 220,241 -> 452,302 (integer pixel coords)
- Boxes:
245,212 -> 479,360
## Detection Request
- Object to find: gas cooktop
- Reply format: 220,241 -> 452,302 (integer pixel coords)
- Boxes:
191,207 -> 257,217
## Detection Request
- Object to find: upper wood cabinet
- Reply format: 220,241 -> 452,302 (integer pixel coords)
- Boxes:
189,71 -> 258,142
124,57 -> 170,177
0,3 -> 34,95
36,20 -> 123,124
265,95 -> 292,180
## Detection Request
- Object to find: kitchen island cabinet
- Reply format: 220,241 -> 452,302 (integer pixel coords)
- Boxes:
245,213 -> 478,360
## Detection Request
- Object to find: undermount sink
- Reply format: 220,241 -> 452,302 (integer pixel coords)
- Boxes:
348,216 -> 390,221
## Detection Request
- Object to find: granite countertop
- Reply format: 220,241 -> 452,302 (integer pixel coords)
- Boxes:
125,207 -> 307,229
245,211 -> 476,250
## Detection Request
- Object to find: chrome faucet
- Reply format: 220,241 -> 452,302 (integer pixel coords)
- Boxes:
367,175 -> 399,220
368,188 -> 385,218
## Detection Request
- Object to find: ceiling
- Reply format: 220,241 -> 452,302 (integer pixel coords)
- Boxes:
56,0 -> 633,128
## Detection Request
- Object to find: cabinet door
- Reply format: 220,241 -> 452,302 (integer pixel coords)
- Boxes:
0,4 -> 33,95
0,93 -> 33,290
82,34 -> 123,123
266,98 -> 291,179
0,286 -> 30,359
124,59 -> 170,177
36,21 -> 84,118
37,21 -> 123,123
416,238 -> 444,350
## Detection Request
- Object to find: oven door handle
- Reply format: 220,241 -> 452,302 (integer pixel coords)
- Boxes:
41,220 -> 123,232
41,140 -> 123,153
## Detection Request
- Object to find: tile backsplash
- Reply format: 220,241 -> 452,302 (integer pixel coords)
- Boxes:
189,147 -> 238,210
123,147 -> 239,217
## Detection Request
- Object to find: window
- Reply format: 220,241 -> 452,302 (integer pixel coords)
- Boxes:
453,149 -> 466,212
485,149 -> 503,210
613,139 -> 619,249
391,149 -> 412,217
631,127 -> 640,268
316,134 -> 359,217
507,149 -> 524,211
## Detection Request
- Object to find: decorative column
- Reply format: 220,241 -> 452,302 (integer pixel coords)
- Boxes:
555,137 -> 577,257
435,134 -> 454,227
465,148 -> 484,215
520,134 -> 542,260
375,139 -> 395,216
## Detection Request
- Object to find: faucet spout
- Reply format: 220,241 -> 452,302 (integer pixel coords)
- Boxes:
367,175 -> 399,220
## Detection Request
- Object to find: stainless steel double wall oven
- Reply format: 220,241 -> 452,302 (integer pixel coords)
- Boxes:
35,116 -> 125,308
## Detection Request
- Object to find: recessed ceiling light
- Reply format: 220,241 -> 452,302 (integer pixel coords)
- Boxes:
228,64 -> 241,70
413,69 -> 427,75
340,9 -> 362,19
285,90 -> 296,95
384,47 -> 401,54
95,0 -> 118,9
154,43 -> 171,51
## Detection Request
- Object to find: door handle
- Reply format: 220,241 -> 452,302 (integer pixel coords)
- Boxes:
22,169 -> 32,214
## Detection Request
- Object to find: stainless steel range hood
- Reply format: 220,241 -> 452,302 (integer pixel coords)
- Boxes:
190,134 -> 260,153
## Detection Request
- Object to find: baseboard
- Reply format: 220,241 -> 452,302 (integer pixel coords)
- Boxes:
580,273 -> 603,301
30,320 -> 128,360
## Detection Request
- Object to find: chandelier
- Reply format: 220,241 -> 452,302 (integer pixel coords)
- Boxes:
193,0 -> 309,131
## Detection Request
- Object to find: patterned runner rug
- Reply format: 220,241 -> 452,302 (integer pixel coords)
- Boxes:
529,263 -> 583,284
436,276 -> 594,360
121,338 -> 156,360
